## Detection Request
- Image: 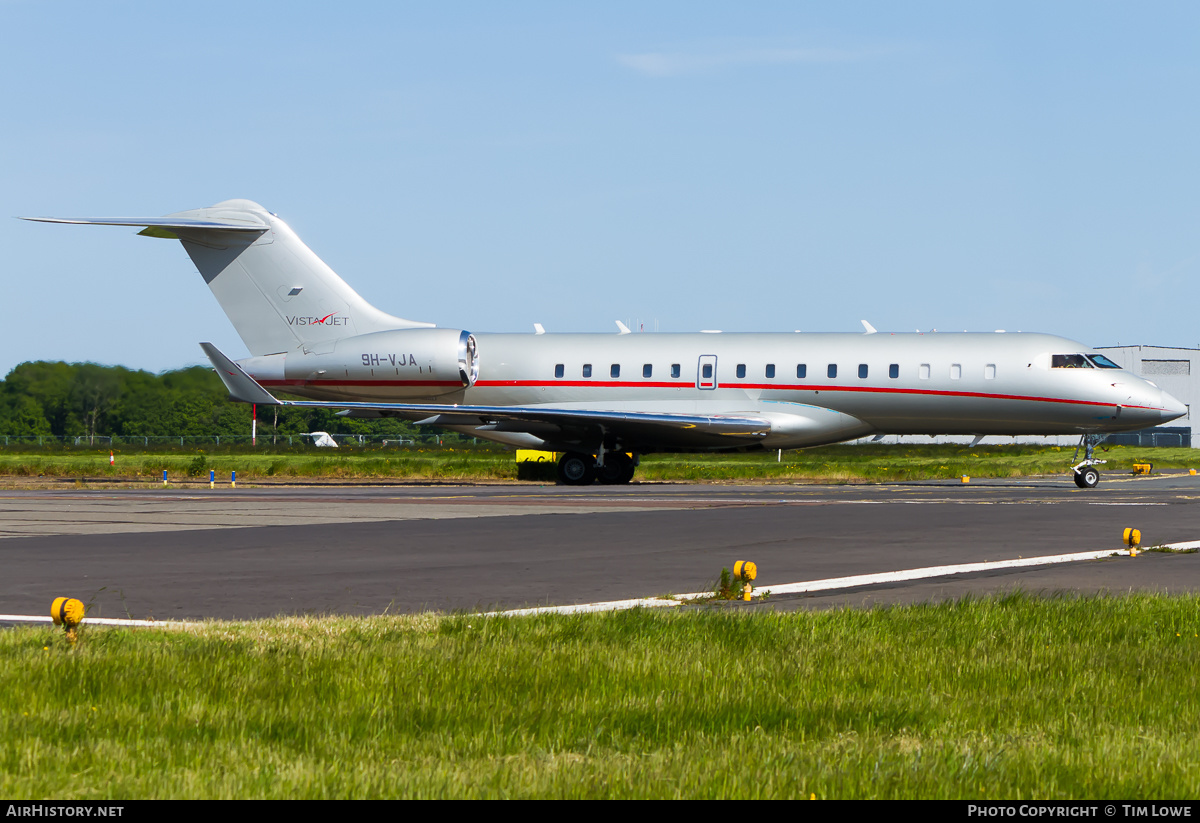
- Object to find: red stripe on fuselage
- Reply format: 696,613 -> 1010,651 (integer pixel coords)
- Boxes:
255,377 -> 1157,411
472,379 -> 1147,409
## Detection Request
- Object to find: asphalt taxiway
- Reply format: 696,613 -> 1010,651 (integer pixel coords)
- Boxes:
2,473 -> 1199,620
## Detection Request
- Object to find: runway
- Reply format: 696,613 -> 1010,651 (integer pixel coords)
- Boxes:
3,473 -> 1200,620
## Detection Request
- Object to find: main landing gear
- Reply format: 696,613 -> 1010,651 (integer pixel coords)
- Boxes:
1071,434 -> 1108,489
557,451 -> 637,485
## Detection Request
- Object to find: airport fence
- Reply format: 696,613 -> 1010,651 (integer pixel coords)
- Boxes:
0,434 -> 476,450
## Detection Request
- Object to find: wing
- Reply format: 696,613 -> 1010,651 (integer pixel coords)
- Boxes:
200,343 -> 772,450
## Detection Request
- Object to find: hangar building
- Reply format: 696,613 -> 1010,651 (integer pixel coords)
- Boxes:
1094,345 -> 1197,447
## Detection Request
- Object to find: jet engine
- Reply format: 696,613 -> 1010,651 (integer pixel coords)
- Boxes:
237,328 -> 478,401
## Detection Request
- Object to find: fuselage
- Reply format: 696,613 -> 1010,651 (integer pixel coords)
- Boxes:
37,198 -> 1186,469
245,330 -> 1187,452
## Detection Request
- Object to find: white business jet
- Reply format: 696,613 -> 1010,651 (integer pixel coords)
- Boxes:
24,200 -> 1187,487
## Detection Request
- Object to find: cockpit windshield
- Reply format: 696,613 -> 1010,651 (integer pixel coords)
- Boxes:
1051,354 -> 1092,369
1086,354 -> 1122,369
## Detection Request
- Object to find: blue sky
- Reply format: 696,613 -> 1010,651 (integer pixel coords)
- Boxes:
2,1 -> 1198,375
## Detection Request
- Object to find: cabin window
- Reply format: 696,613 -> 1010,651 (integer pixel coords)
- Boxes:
919,364 -> 930,379
827,364 -> 837,379
765,364 -> 775,378
643,364 -> 653,378
797,364 -> 807,379
736,364 -> 746,378
582,364 -> 592,378
702,364 -> 713,379
611,364 -> 620,378
671,364 -> 681,378
985,364 -> 996,379
950,364 -> 962,380
858,364 -> 868,379
554,364 -> 564,378
889,364 -> 899,379
1052,354 -> 1092,369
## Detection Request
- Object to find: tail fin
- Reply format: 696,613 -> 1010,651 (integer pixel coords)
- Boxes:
24,199 -> 432,356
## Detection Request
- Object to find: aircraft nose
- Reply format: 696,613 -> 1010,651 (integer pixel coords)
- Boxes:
1160,390 -> 1188,423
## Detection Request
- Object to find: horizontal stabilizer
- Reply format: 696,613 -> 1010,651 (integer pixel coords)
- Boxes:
22,215 -> 268,240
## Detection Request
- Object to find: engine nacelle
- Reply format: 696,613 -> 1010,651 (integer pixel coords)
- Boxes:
239,328 -> 478,400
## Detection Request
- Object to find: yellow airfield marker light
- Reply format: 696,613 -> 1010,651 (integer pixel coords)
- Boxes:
734,561 -> 758,602
1191,469 -> 1197,476
1132,463 -> 1153,476
961,475 -> 970,483
733,561 -> 757,581
50,597 -> 85,644
1124,528 -> 1142,556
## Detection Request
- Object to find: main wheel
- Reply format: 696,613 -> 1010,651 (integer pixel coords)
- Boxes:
596,452 -> 635,485
1074,467 -> 1100,489
557,452 -> 596,486
619,454 -> 637,484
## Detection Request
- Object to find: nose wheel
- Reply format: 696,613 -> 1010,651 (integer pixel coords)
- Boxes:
1070,434 -> 1107,489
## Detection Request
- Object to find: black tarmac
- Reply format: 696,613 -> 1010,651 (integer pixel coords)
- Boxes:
2,473 -> 1199,620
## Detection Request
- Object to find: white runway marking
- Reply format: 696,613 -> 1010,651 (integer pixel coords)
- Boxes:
750,550 -> 1131,596
488,539 -> 1199,616
0,614 -> 201,628
482,598 -> 682,617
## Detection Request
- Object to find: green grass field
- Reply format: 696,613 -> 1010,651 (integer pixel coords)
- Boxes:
4,594 -> 1200,799
0,443 -> 1194,484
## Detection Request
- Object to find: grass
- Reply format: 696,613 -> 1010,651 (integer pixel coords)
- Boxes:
4,593 -> 1200,798
0,443 -> 1195,485
0,447 -> 517,483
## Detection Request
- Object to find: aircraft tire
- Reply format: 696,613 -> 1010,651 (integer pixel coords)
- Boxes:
619,457 -> 637,484
597,453 -> 634,485
1074,467 -> 1100,489
558,452 -> 596,486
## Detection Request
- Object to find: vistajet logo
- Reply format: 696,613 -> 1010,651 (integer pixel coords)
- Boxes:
287,312 -> 348,327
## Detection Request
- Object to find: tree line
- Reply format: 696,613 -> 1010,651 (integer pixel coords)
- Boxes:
0,361 -> 424,441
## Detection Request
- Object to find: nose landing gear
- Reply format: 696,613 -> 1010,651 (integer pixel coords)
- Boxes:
1071,434 -> 1108,489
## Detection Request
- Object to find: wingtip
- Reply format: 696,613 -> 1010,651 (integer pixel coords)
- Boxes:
198,342 -> 281,406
